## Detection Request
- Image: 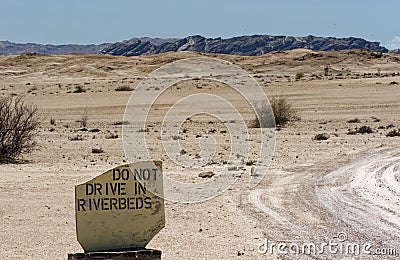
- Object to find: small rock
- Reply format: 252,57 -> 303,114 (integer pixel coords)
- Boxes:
228,166 -> 238,171
199,171 -> 214,178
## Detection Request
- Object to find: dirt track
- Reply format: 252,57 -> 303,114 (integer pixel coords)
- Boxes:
242,148 -> 400,259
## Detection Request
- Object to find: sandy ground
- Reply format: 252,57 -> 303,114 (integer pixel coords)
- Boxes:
0,50 -> 399,259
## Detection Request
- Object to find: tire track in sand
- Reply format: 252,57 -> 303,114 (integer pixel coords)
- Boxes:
241,148 -> 400,258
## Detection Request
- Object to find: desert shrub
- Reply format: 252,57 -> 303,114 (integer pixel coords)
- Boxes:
251,97 -> 299,128
112,121 -> 129,125
348,126 -> 373,135
387,129 -> 400,137
0,96 -> 40,162
80,110 -> 88,128
313,133 -> 330,141
357,126 -> 373,134
73,86 -> 86,93
270,97 -> 300,127
50,117 -> 56,125
347,118 -> 361,123
295,72 -> 304,80
115,86 -> 133,91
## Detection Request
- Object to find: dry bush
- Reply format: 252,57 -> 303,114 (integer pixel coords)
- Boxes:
357,126 -> 373,134
271,97 -> 300,126
251,97 -> 299,128
295,72 -> 304,80
80,110 -> 88,128
0,96 -> 40,162
347,125 -> 373,135
387,129 -> 400,137
347,118 -> 361,123
115,86 -> 133,91
271,97 -> 300,127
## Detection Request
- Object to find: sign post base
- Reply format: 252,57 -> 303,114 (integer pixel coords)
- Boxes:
67,249 -> 161,260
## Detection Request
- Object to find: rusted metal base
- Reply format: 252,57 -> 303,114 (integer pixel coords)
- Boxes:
67,249 -> 161,260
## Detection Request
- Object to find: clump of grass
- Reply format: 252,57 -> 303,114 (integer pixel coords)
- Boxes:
115,86 -> 133,91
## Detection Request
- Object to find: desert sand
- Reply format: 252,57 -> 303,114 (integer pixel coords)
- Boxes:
0,49 -> 399,259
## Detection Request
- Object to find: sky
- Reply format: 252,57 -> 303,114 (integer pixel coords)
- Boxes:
1,0 -> 399,49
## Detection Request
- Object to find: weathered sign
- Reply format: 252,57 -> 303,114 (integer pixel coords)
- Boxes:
75,161 -> 165,252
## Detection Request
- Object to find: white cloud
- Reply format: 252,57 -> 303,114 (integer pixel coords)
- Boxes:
386,36 -> 400,50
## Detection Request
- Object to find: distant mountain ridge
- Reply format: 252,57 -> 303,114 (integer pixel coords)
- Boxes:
0,35 -> 394,56
101,35 -> 389,56
0,41 -> 112,56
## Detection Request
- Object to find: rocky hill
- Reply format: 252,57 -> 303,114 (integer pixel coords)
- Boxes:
0,35 -> 392,56
0,41 -> 111,56
101,35 -> 389,56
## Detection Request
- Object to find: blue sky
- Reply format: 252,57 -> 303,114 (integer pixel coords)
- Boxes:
1,0 -> 399,49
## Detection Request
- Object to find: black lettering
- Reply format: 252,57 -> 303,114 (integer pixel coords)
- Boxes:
143,169 -> 150,180
136,197 -> 143,209
120,182 -> 126,195
95,183 -> 102,195
121,169 -> 129,180
78,199 -> 86,211
119,198 -> 127,210
134,181 -> 146,195
144,197 -> 152,209
152,168 -> 158,180
133,168 -> 141,180
110,198 -> 118,210
85,183 -> 93,195
93,198 -> 101,210
109,183 -> 118,195
113,168 -> 121,180
102,198 -> 109,210
129,197 -> 135,209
